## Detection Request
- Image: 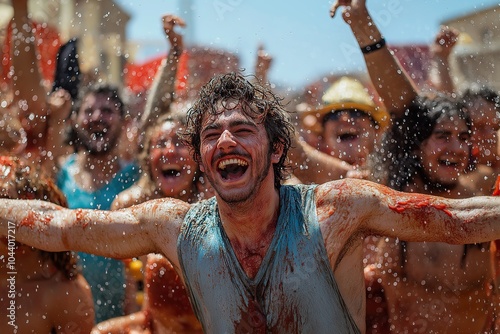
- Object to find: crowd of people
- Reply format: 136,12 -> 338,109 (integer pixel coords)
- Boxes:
0,0 -> 499,333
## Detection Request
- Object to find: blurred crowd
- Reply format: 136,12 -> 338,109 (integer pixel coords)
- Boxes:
0,0 -> 499,333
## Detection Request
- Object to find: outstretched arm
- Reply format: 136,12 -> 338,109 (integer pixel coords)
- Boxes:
0,198 -> 188,269
140,14 -> 185,132
331,0 -> 418,119
319,179 -> 500,247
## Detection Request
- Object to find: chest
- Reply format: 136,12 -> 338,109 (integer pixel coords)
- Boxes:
391,242 -> 492,290
0,282 -> 54,333
230,234 -> 275,279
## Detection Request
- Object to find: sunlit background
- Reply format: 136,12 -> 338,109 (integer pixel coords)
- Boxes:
0,0 -> 498,98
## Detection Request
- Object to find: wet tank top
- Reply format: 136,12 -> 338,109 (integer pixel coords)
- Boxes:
178,184 -> 360,334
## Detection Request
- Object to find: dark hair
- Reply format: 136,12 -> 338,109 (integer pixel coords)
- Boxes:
65,83 -> 125,149
322,109 -> 377,127
461,85 -> 500,113
372,94 -> 471,191
371,95 -> 479,269
0,156 -> 80,280
179,72 -> 294,189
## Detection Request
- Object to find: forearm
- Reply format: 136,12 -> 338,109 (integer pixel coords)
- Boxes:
46,118 -> 71,156
376,191 -> 500,245
348,9 -> 417,118
140,46 -> 182,131
11,4 -> 48,116
289,135 -> 351,184
0,199 -> 152,257
428,52 -> 455,94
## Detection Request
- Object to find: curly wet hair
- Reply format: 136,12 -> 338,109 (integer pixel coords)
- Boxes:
461,85 -> 500,113
0,156 -> 80,280
179,72 -> 294,189
372,93 -> 471,191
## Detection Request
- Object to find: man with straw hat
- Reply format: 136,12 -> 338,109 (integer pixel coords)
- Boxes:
303,76 -> 389,168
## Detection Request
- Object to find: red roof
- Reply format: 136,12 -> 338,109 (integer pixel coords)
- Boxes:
124,51 -> 189,95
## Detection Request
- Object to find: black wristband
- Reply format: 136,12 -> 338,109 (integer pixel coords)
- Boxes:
361,38 -> 386,54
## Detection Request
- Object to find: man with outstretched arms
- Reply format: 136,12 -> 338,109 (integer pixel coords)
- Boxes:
1,73 -> 500,333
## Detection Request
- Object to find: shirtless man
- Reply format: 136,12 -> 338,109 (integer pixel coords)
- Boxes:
461,87 -> 500,195
0,72 -> 499,333
332,0 -> 500,332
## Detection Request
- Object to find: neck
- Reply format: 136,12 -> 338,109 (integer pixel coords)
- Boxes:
218,185 -> 280,245
79,149 -> 122,171
75,150 -> 122,189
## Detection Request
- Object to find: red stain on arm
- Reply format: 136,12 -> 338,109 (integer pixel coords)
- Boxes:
19,211 -> 53,228
19,211 -> 37,228
75,209 -> 89,229
388,195 -> 452,217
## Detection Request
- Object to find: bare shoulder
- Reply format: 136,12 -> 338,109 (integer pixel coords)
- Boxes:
315,179 -> 388,244
130,197 -> 192,241
128,197 -> 191,228
315,178 -> 382,207
133,197 -> 191,214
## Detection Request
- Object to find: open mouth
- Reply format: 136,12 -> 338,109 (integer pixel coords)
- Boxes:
438,159 -> 459,167
90,129 -> 107,140
160,166 -> 182,178
218,158 -> 248,180
337,133 -> 359,143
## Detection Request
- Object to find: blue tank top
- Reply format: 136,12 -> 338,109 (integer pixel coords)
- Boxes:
178,184 -> 360,333
57,154 -> 140,322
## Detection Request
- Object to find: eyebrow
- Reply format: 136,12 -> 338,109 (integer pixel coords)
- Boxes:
433,129 -> 470,136
201,119 -> 257,134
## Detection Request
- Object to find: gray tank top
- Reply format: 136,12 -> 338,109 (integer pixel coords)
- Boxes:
178,184 -> 360,334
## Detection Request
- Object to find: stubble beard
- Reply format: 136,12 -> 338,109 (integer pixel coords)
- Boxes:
75,130 -> 119,156
207,155 -> 271,204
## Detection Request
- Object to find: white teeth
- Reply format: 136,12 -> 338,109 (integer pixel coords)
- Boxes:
218,158 -> 248,170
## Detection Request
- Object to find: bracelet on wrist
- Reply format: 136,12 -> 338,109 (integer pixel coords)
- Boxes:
361,38 -> 386,55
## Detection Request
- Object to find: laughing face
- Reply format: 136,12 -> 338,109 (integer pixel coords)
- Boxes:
418,117 -> 471,187
321,110 -> 378,167
199,101 -> 280,204
149,120 -> 198,201
73,92 -> 122,154
467,98 -> 499,165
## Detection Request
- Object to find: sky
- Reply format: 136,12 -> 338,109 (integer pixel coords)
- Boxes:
115,0 -> 499,90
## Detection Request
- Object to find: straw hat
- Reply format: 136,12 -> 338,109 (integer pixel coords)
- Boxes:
301,76 -> 389,135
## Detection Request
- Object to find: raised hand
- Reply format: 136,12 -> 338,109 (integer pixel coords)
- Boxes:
48,88 -> 72,121
432,25 -> 459,58
255,44 -> 273,84
330,0 -> 368,22
162,14 -> 186,52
